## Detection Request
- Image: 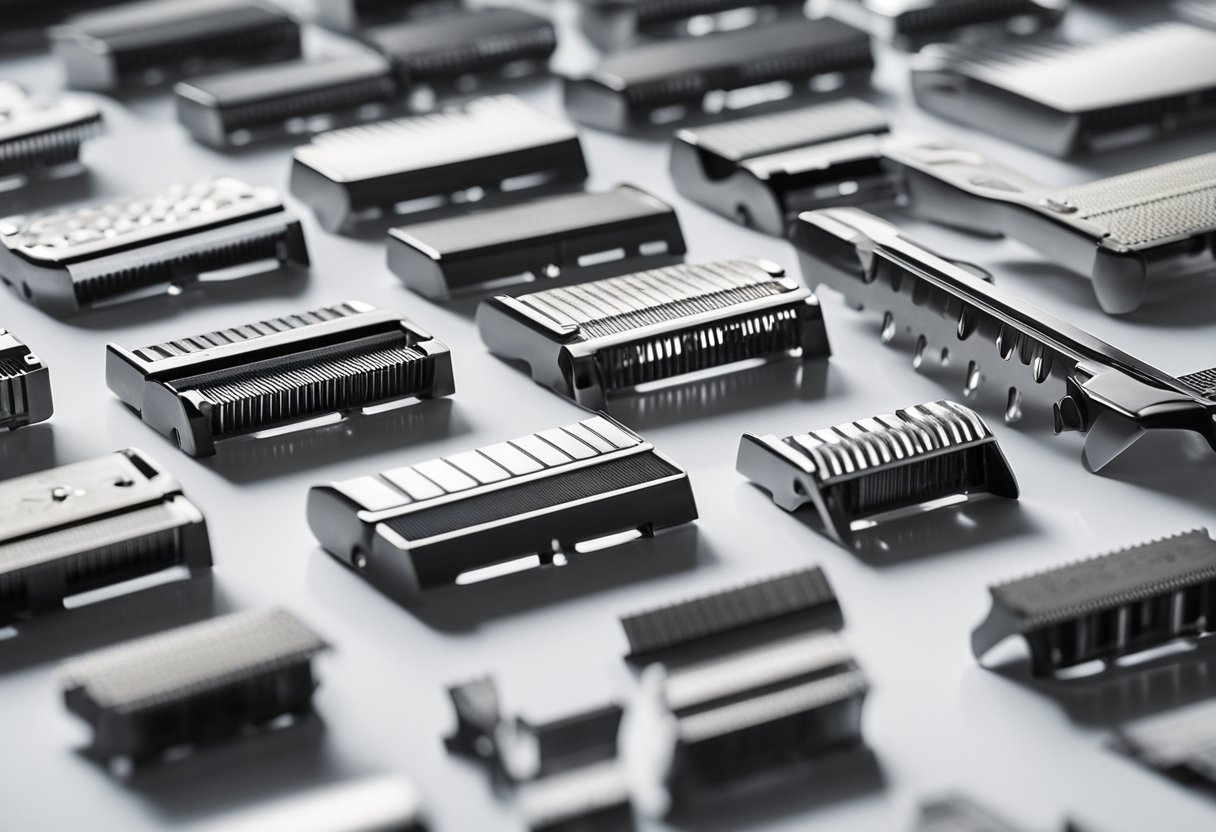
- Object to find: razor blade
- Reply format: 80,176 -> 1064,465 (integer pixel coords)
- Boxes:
822,0 -> 1066,51
0,177 -> 309,316
61,607 -> 327,764
972,529 -> 1216,675
0,449 -> 211,625
199,776 -> 428,832
174,54 -> 401,149
0,327 -> 53,430
794,208 -> 1216,473
738,400 -> 1019,546
307,415 -> 698,601
362,8 -> 556,92
0,82 -> 104,183
106,300 -> 454,457
669,97 -> 894,235
51,0 -> 302,93
563,17 -> 873,133
290,95 -> 588,233
911,23 -> 1216,156
476,259 -> 830,410
388,185 -> 686,300
574,0 -> 808,50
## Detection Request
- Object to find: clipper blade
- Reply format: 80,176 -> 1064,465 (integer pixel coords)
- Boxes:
61,607 -> 327,763
477,258 -> 830,410
106,300 -> 454,457
307,415 -> 697,601
738,400 -> 1018,546
0,177 -> 309,316
0,449 -> 211,624
972,529 -> 1216,675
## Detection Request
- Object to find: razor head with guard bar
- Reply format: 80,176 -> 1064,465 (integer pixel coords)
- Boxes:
620,566 -> 842,665
0,82 -> 104,184
198,776 -> 429,832
972,529 -> 1216,676
106,301 -> 454,458
0,450 -> 211,625
51,0 -> 302,93
669,97 -> 893,235
290,95 -> 588,233
61,607 -> 327,764
0,327 -> 53,430
1115,698 -> 1216,793
307,415 -> 697,602
174,54 -> 401,149
316,0 -> 460,31
574,0 -> 808,49
911,23 -> 1216,157
738,400 -> 1018,546
795,208 -> 1216,473
822,0 -> 1066,52
362,8 -> 557,93
0,177 -> 309,316
562,17 -> 874,133
389,185 -> 686,300
476,259 -> 830,411
885,138 -> 1216,314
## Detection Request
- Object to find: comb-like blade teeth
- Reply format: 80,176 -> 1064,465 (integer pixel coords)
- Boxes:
61,607 -> 328,761
192,342 -> 429,437
738,400 -> 1018,546
0,450 -> 211,624
307,415 -> 697,599
620,567 -> 839,661
972,529 -> 1216,675
52,0 -> 303,92
477,258 -> 828,410
107,301 -> 453,457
